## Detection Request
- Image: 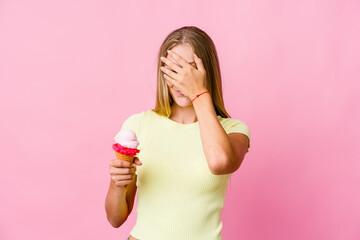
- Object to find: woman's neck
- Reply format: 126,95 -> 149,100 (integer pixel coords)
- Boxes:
170,104 -> 197,124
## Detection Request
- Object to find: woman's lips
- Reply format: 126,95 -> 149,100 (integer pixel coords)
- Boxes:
175,89 -> 184,96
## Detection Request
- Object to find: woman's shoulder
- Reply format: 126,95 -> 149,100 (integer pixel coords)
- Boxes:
218,115 -> 247,125
218,115 -> 251,138
124,109 -> 159,126
125,108 -> 153,119
114,110 -> 153,140
123,111 -> 144,124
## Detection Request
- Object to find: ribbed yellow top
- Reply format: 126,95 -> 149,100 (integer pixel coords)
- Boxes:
114,109 -> 251,240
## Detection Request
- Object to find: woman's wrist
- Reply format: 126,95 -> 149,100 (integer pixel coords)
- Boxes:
190,89 -> 209,103
110,179 -> 128,192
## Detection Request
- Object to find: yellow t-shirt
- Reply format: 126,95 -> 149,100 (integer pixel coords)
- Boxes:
114,109 -> 251,240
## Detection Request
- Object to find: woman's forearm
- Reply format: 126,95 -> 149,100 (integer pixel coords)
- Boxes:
192,91 -> 235,174
105,179 -> 129,228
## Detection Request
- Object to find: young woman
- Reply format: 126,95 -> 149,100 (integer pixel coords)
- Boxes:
105,26 -> 251,240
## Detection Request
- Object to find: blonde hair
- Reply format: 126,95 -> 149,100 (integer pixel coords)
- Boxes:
152,26 -> 232,119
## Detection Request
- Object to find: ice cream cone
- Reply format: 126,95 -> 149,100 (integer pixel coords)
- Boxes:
114,150 -> 134,163
113,129 -> 140,190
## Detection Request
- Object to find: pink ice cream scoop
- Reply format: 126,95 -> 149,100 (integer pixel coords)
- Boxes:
112,129 -> 140,157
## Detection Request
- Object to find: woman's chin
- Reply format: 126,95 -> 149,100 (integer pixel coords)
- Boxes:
173,97 -> 192,107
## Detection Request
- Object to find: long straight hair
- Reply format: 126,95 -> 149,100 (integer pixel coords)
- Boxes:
152,26 -> 232,119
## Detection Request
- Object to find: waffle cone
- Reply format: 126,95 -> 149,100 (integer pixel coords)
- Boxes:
114,151 -> 134,163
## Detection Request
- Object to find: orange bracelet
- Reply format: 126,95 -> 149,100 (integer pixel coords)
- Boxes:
191,91 -> 210,103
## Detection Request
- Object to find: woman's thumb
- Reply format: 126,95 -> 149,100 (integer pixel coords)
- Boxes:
133,157 -> 142,165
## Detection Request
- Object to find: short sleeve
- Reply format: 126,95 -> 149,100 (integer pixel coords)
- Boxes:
113,113 -> 142,141
221,118 -> 251,153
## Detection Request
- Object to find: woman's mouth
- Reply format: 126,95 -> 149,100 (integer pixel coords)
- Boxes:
175,89 -> 184,96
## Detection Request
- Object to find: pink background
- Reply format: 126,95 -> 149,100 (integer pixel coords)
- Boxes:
1,1 -> 359,239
